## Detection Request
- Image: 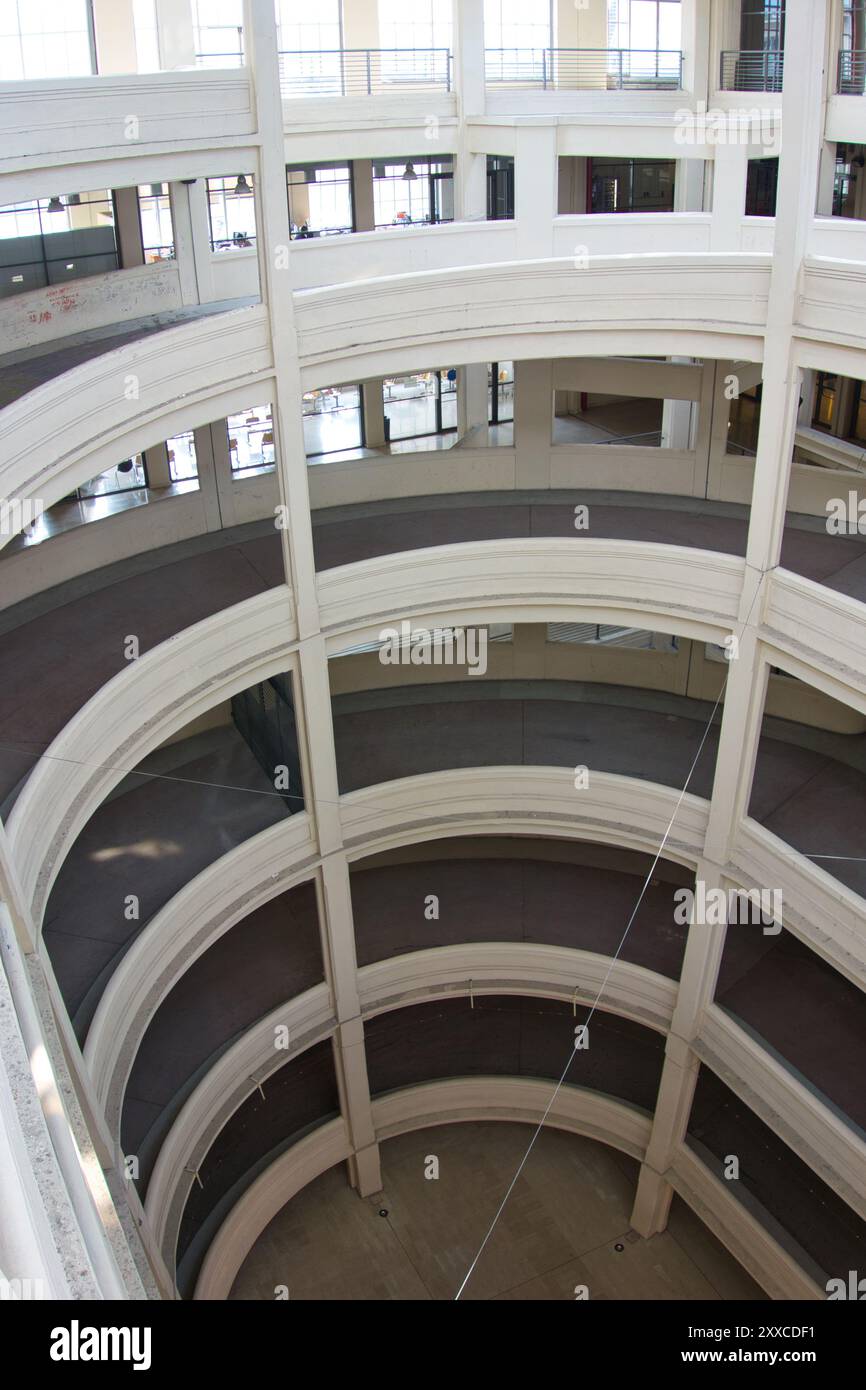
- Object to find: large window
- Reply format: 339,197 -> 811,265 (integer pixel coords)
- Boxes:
727,383 -> 762,455
303,387 -> 364,459
0,0 -> 94,81
227,405 -> 276,473
849,382 -> 866,445
0,191 -> 118,299
608,1 -> 682,51
384,372 -> 457,441
738,0 -> 785,53
207,175 -> 256,251
745,157 -> 778,217
137,184 -> 175,261
378,0 -> 452,82
589,159 -> 675,213
487,156 -> 515,220
133,0 -> 160,72
276,0 -> 341,51
812,374 -> 837,433
484,0 -> 552,52
833,144 -> 866,219
276,0 -> 342,93
287,165 -> 354,239
373,159 -> 454,228
77,456 -> 148,499
192,0 -> 244,65
489,362 -> 514,424
167,431 -> 198,482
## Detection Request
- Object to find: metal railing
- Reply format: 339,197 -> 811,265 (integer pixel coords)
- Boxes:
719,49 -> 785,92
278,48 -> 452,98
838,48 -> 866,94
195,49 -> 244,67
484,48 -> 683,91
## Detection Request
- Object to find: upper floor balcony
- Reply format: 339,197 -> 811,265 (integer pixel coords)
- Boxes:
277,47 -> 453,98
719,49 -> 784,93
483,47 -> 683,92
838,48 -> 866,94
194,42 -> 684,100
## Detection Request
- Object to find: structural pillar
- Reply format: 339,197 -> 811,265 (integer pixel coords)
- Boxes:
155,0 -> 196,69
113,186 -> 145,269
361,380 -> 386,448
168,181 -> 200,304
351,159 -> 376,233
91,0 -> 138,74
514,359 -> 553,488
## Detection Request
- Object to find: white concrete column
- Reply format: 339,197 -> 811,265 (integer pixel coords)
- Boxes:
168,182 -> 199,305
333,1018 -> 382,1197
514,126 -> 558,259
514,359 -> 553,488
91,0 -> 138,74
458,364 -> 488,438
186,180 -> 217,303
155,0 -> 195,69
709,143 -> 749,251
631,1034 -> 700,1235
113,186 -> 145,269
661,358 -> 699,451
341,0 -> 380,50
455,0 -> 485,115
631,857 -> 727,1237
0,822 -> 36,953
745,0 -> 828,582
669,861 -> 729,1043
675,159 -> 706,213
235,3 -> 385,1193
144,444 -> 172,489
295,636 -> 343,857
816,141 -> 837,217
681,0 -> 711,102
192,423 -> 224,531
454,0 -> 486,220
702,628 -> 769,866
351,159 -> 375,233
362,380 -> 386,448
319,857 -> 382,1196
243,0 -> 319,636
661,399 -> 694,451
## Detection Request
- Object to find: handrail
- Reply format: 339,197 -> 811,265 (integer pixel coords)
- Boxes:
719,48 -> 785,92
838,48 -> 866,95
277,47 -> 452,98
484,47 -> 683,91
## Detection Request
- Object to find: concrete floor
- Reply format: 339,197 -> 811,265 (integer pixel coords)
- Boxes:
228,1122 -> 766,1301
0,298 -> 254,409
0,525 -> 282,805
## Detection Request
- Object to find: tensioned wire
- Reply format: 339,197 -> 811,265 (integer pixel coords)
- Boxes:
453,569 -> 778,1299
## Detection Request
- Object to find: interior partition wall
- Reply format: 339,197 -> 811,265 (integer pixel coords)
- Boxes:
0,190 -> 119,298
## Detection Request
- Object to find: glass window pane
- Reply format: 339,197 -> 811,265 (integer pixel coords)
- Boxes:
227,404 -> 276,471
303,385 -> 363,458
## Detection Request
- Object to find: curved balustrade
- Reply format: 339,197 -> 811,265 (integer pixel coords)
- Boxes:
8,586 -> 295,922
318,537 -> 744,646
87,781 -> 699,1143
294,256 -> 771,388
8,496 -> 866,914
159,994 -> 665,1280
0,304 -> 272,535
195,1078 -> 819,1301
697,1006 -> 866,1219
